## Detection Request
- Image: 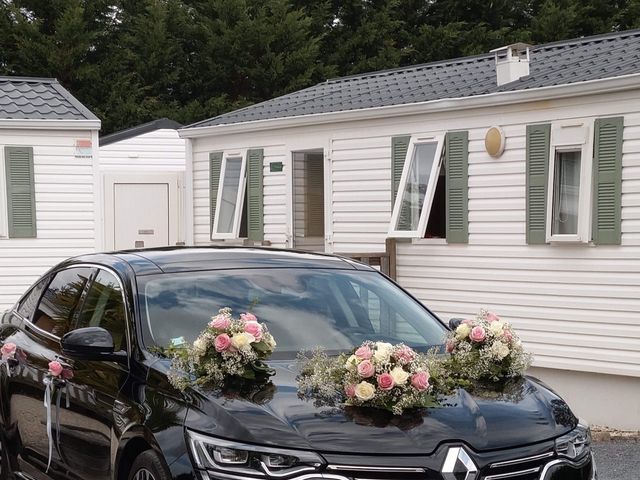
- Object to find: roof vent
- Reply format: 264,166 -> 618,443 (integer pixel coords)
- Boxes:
490,43 -> 531,86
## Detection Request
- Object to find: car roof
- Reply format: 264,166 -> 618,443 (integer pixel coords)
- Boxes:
64,246 -> 371,276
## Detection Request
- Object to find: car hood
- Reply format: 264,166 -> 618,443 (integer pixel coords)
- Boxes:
181,360 -> 576,455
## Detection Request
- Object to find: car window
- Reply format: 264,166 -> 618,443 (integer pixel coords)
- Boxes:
33,267 -> 94,337
76,270 -> 127,352
139,268 -> 447,358
17,276 -> 49,320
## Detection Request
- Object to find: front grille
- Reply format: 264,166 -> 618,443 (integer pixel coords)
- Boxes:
482,451 -> 555,479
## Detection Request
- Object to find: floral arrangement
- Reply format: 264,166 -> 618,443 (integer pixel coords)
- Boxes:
298,341 -> 436,415
168,308 -> 276,391
442,309 -> 532,384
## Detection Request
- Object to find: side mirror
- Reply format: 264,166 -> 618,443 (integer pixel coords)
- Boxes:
61,327 -> 117,360
448,318 -> 465,330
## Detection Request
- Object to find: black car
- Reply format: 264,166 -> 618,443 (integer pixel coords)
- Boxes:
0,247 -> 596,480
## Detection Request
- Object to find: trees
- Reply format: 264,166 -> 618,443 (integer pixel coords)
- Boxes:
1,0 -> 638,134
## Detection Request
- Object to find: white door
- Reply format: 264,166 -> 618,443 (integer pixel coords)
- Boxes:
104,173 -> 183,250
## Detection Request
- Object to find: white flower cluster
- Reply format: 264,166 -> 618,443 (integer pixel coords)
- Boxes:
168,307 -> 276,391
299,341 -> 435,415
444,309 -> 532,383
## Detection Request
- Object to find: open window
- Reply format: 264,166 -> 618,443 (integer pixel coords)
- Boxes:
389,135 -> 445,238
546,121 -> 593,243
212,153 -> 247,239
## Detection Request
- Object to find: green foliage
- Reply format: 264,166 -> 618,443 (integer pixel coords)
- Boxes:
1,0 -> 638,134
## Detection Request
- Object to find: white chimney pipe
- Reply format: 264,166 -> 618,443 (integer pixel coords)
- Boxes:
490,43 -> 532,86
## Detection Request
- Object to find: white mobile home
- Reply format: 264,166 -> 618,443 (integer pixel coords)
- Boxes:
0,77 -> 100,310
179,30 -> 640,429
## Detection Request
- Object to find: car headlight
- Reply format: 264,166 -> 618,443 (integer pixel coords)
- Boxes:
554,420 -> 592,461
187,430 -> 325,478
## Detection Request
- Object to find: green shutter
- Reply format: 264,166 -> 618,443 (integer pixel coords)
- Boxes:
592,117 -> 623,245
5,146 -> 36,238
526,124 -> 551,244
246,149 -> 264,241
391,136 -> 410,205
209,151 -> 223,236
304,153 -> 325,237
446,131 -> 469,243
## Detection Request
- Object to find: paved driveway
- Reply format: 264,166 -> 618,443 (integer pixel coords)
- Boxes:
593,441 -> 639,480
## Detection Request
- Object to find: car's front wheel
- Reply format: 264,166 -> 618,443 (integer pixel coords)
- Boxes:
128,450 -> 171,480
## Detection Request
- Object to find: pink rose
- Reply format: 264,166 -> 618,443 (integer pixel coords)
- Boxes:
354,345 -> 373,360
214,334 -> 232,352
209,314 -> 231,330
462,319 -> 473,325
445,340 -> 456,353
240,313 -> 257,322
503,329 -> 513,343
411,371 -> 430,391
345,384 -> 356,398
62,368 -> 74,380
48,361 -> 63,377
377,373 -> 395,391
1,342 -> 16,359
470,326 -> 486,343
244,321 -> 263,341
486,312 -> 500,323
356,360 -> 375,378
394,345 -> 416,364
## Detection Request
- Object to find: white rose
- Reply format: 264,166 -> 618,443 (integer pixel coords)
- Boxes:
231,332 -> 255,351
345,354 -> 359,372
389,366 -> 410,385
490,341 -> 510,360
192,337 -> 207,356
354,381 -> 376,401
489,321 -> 505,336
373,342 -> 393,363
455,324 -> 471,339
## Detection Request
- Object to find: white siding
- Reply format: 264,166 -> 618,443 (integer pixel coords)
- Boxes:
0,129 -> 98,309
396,110 -> 640,379
99,129 -> 185,171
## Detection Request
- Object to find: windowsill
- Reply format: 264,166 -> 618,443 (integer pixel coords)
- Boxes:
411,238 -> 448,245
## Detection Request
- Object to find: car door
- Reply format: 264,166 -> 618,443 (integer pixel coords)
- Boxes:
54,267 -> 131,480
6,266 -> 94,480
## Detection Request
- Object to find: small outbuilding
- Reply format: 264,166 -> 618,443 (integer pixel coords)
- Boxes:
179,29 -> 640,429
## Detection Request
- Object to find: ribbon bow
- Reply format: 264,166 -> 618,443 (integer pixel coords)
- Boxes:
43,360 -> 71,473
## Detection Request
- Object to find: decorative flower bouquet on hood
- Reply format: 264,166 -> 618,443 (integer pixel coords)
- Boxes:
168,308 -> 276,391
442,309 -> 532,384
298,341 -> 437,415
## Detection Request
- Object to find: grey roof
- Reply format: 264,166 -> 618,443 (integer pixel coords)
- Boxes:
0,76 -> 98,121
185,28 -> 640,129
100,118 -> 182,146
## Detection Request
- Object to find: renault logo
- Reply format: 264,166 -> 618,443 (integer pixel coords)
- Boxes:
441,447 -> 479,480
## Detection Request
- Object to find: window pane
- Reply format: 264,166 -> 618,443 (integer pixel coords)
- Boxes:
396,142 -> 437,231
33,268 -> 93,337
17,277 -> 48,320
76,270 -> 127,351
216,157 -> 243,234
552,150 -> 581,235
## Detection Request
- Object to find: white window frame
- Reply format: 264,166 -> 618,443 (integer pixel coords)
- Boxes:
0,147 -> 7,238
546,119 -> 594,243
389,134 -> 445,238
211,150 -> 247,240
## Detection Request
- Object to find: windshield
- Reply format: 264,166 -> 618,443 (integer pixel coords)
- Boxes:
138,268 -> 446,358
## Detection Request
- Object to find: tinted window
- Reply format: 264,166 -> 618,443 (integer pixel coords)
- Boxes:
17,277 -> 49,320
33,268 -> 93,337
139,269 -> 446,357
76,270 -> 127,351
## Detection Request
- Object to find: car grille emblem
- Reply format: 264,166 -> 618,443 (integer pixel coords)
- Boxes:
441,447 -> 479,480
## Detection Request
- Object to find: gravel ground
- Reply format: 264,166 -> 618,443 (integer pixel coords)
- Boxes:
592,441 -> 640,480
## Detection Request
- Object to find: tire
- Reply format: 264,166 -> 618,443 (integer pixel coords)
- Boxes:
127,450 -> 171,480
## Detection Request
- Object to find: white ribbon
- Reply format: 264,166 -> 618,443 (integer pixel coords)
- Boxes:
43,376 -> 53,472
0,356 -> 13,377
